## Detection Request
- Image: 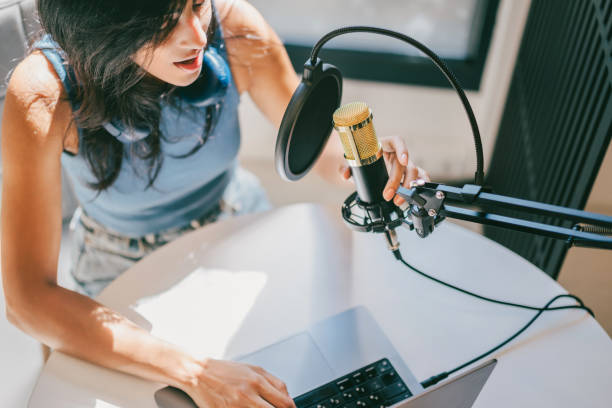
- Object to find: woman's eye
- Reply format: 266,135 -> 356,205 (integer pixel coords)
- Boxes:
193,1 -> 206,11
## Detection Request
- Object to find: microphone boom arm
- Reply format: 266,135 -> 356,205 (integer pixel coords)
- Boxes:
396,183 -> 612,250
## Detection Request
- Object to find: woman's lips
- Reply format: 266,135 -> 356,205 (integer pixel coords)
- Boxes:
174,50 -> 203,72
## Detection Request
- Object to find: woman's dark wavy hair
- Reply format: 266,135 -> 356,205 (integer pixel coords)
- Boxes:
37,0 -> 211,191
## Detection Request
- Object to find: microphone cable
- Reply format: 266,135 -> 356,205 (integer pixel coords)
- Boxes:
392,250 -> 594,388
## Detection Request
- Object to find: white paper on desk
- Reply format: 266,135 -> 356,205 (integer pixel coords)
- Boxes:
133,268 -> 267,360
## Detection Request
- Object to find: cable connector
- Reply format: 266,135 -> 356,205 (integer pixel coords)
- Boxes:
420,372 -> 449,388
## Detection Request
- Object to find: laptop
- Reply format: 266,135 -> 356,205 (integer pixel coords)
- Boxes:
154,306 -> 495,407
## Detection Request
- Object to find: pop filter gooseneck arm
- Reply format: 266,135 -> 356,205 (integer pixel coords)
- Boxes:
309,26 -> 485,185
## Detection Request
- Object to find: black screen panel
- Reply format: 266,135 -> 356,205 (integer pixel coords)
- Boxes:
484,0 -> 612,279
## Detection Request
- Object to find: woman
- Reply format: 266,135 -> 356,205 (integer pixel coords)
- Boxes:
1,0 -> 428,406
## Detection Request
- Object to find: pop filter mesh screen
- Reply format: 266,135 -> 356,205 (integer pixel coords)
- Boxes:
288,75 -> 340,175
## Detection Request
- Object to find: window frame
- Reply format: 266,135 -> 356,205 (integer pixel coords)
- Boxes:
281,0 -> 501,91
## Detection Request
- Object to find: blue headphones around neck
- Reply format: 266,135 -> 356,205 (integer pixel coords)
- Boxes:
103,46 -> 231,143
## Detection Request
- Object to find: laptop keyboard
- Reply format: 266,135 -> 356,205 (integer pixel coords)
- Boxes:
293,358 -> 412,408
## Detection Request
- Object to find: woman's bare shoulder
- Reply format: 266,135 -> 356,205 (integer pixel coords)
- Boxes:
8,52 -> 65,116
5,51 -> 76,149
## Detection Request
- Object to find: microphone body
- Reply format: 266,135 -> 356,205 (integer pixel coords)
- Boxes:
333,102 -> 400,253
333,102 -> 388,205
349,159 -> 389,204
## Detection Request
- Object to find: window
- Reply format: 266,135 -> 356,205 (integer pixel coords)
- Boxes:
252,0 -> 500,90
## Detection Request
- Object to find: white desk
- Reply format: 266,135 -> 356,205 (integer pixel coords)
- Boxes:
29,204 -> 612,407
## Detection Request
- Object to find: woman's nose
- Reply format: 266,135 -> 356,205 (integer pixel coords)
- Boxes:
179,14 -> 207,49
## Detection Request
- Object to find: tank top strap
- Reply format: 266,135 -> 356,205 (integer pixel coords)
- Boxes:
32,35 -> 78,106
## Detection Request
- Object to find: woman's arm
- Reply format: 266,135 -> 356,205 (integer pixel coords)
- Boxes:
1,54 -> 294,408
2,51 -> 203,395
219,0 -> 298,127
219,0 -> 347,184
219,0 -> 428,198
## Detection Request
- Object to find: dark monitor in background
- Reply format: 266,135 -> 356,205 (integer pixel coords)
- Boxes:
485,0 -> 612,279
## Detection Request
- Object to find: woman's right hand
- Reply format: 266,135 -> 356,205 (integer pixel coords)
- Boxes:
186,359 -> 296,408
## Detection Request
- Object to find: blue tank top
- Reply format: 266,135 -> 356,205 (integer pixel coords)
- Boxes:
34,11 -> 241,237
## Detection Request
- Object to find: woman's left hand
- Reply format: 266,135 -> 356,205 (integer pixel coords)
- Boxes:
339,135 -> 430,206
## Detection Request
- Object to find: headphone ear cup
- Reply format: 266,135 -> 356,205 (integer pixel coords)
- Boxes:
101,47 -> 231,143
103,119 -> 151,143
178,47 -> 230,107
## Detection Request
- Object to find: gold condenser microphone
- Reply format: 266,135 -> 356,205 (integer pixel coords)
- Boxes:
333,102 -> 400,252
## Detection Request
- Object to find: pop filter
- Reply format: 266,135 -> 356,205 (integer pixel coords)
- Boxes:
275,58 -> 343,181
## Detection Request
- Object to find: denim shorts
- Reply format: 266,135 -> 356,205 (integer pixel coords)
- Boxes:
63,167 -> 272,297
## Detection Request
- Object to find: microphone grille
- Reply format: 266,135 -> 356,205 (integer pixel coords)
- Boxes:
332,102 -> 370,126
333,102 -> 380,162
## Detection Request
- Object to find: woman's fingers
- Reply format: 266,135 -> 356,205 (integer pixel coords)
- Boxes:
340,135 -> 427,206
381,136 -> 409,166
255,375 -> 296,408
191,360 -> 296,408
417,166 -> 431,182
394,163 -> 419,206
384,157 -> 403,201
404,160 -> 420,186
252,366 -> 291,395
338,164 -> 352,180
248,365 -> 294,408
381,135 -> 411,202
252,398 -> 276,408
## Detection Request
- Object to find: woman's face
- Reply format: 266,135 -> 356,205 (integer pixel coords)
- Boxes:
133,0 -> 213,87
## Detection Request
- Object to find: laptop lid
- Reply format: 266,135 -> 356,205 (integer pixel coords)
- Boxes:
392,359 -> 497,408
